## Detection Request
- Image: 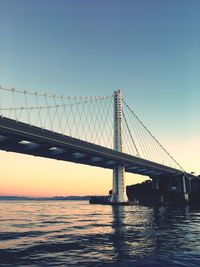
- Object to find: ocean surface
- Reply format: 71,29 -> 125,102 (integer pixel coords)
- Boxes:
1,201 -> 200,267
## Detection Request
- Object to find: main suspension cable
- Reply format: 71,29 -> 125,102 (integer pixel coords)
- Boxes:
123,99 -> 185,171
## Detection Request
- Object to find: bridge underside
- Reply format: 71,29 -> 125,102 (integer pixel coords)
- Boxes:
0,117 -> 195,180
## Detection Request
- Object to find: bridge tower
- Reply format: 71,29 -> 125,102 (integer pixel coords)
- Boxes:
110,90 -> 127,203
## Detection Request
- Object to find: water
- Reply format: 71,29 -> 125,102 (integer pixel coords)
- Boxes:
1,201 -> 200,266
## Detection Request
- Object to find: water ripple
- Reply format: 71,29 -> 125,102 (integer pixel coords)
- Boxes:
0,201 -> 200,266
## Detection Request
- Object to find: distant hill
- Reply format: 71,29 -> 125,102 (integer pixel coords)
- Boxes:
0,195 -> 91,201
52,196 -> 91,200
0,196 -> 30,200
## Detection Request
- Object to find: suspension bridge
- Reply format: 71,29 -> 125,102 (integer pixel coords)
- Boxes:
0,86 -> 197,203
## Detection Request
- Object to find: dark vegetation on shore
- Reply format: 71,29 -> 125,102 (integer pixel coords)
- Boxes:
127,179 -> 200,205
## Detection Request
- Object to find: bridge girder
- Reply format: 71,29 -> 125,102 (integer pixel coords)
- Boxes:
0,117 -> 197,180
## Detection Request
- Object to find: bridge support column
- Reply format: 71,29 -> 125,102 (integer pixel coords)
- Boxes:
181,175 -> 189,202
152,177 -> 164,203
110,90 -> 126,203
111,165 -> 126,203
152,177 -> 160,190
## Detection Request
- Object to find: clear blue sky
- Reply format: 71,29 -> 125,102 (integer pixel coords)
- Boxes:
0,0 -> 200,196
0,0 -> 199,136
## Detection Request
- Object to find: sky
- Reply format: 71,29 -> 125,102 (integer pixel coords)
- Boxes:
0,0 -> 199,197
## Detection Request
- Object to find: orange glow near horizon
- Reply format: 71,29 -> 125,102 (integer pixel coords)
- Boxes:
0,135 -> 199,197
0,151 -> 147,197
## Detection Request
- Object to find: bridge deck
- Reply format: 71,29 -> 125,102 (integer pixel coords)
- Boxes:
0,117 -> 196,179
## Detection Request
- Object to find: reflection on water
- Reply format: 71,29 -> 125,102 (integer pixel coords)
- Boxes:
111,205 -> 198,260
0,201 -> 200,266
